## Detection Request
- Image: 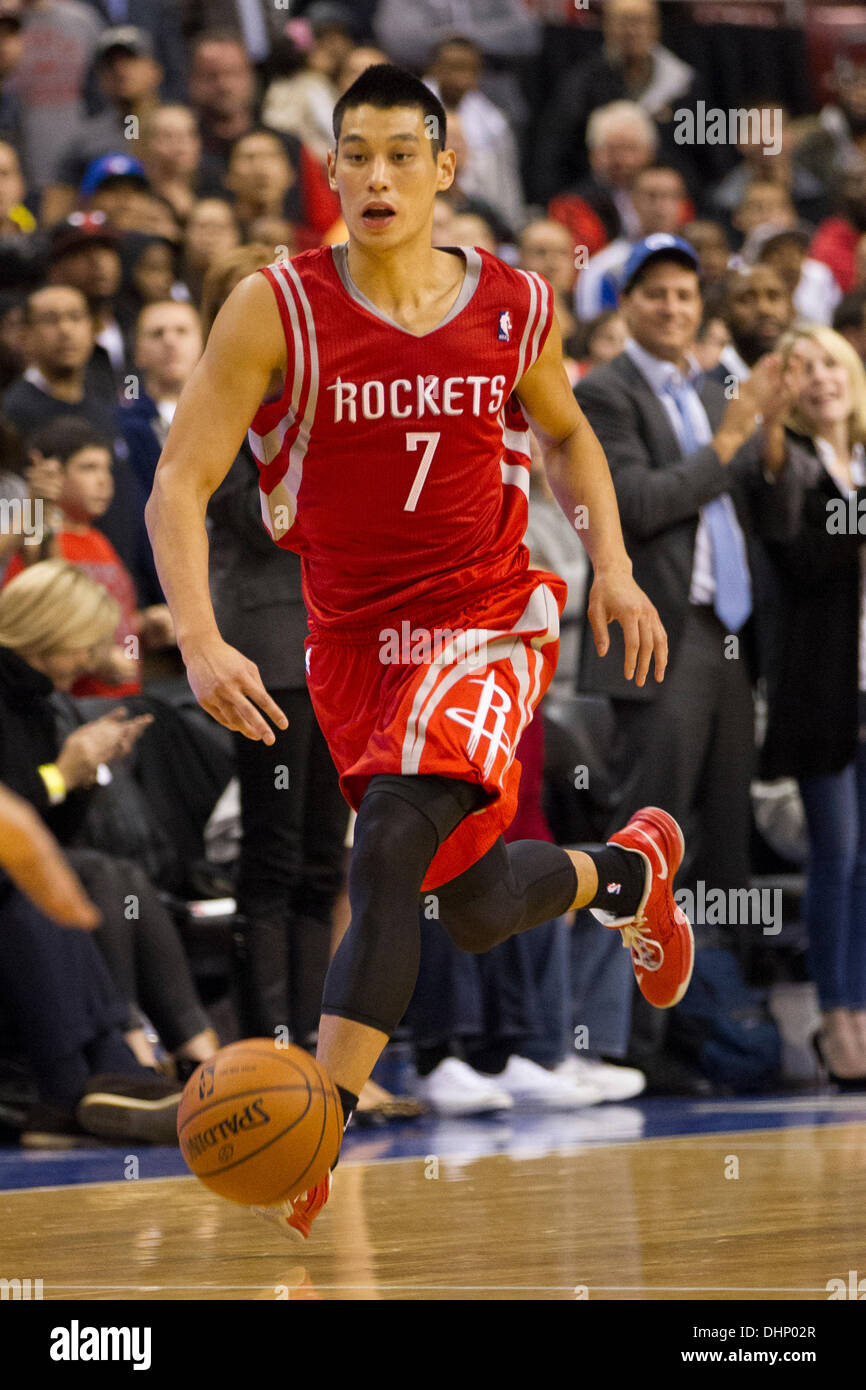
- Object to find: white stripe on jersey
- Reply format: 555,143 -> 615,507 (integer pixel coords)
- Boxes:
281,259 -> 320,501
503,426 -> 531,453
399,583 -> 559,776
526,270 -> 550,370
500,460 -> 529,498
514,269 -> 539,385
248,261 -> 320,540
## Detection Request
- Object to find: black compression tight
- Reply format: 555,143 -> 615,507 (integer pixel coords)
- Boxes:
321,774 -> 578,1037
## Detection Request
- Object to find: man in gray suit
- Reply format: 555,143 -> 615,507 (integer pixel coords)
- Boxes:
574,233 -> 802,1083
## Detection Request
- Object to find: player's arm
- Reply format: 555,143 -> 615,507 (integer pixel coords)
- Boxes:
145,273 -> 290,743
515,313 -> 668,686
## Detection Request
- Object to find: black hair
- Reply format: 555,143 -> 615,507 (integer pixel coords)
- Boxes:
332,64 -> 447,159
25,416 -> 112,466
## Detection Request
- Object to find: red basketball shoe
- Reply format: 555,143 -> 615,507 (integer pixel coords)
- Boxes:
598,807 -> 694,1009
251,1172 -> 332,1242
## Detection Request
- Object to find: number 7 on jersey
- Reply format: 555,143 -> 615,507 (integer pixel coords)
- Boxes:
404,432 -> 441,512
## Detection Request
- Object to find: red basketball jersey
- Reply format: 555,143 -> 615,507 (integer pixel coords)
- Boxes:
247,244 -> 555,639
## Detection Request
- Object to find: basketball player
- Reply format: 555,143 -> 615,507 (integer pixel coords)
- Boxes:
146,66 -> 692,1239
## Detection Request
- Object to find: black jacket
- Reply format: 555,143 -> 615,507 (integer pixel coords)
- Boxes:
574,351 -> 803,701
0,646 -> 93,844
761,434 -> 864,779
207,444 -> 310,690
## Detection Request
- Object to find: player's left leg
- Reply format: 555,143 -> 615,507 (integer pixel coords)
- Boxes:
436,810 -> 693,1011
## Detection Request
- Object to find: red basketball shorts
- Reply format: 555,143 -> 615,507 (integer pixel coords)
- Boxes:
304,570 -> 567,891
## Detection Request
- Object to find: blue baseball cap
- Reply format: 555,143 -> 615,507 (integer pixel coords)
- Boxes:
620,233 -> 700,293
80,153 -> 149,196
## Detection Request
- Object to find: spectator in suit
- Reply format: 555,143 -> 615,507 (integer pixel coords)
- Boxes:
574,234 -> 804,1089
532,0 -> 698,205
761,324 -> 866,1085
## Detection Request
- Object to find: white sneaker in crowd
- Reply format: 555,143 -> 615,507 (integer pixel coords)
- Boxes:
414,1057 -> 514,1116
480,1055 -> 604,1109
554,1054 -> 646,1102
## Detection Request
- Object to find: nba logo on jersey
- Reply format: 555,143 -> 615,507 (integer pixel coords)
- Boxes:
497,310 -> 512,342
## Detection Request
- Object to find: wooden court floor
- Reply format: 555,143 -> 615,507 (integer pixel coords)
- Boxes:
1,1121 -> 864,1300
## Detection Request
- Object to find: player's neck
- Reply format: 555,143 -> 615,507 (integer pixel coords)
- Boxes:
346,234 -> 459,316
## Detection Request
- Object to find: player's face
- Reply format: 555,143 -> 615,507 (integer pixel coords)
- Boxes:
622,261 -> 702,363
328,105 -> 455,250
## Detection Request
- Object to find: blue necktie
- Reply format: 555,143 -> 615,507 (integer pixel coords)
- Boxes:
665,378 -> 753,633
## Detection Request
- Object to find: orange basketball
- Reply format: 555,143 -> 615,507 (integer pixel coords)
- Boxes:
177,1038 -> 343,1206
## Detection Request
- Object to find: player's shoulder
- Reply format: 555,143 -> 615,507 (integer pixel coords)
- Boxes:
472,245 -> 554,302
258,244 -> 336,284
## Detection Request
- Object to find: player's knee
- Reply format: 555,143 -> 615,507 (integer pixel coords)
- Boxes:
439,908 -> 508,955
351,788 -> 435,885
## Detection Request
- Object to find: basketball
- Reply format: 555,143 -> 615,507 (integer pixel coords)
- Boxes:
176,1039 -> 343,1207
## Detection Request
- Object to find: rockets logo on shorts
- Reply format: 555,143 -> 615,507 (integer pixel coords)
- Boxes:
444,671 -> 514,778
497,310 -> 512,342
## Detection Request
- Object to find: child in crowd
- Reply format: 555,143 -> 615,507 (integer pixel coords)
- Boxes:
4,416 -> 173,697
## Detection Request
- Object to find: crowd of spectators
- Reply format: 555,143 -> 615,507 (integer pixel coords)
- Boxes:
2,0 -> 866,1142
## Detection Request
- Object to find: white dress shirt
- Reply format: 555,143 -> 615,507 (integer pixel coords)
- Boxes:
624,336 -> 751,608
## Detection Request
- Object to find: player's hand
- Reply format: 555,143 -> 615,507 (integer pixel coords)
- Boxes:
183,636 -> 289,744
0,783 -> 101,929
587,567 -> 668,686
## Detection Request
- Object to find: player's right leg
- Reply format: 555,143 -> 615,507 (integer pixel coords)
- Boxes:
435,809 -> 693,1010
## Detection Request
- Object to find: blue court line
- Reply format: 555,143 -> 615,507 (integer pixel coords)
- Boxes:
1,1091 -> 864,1192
